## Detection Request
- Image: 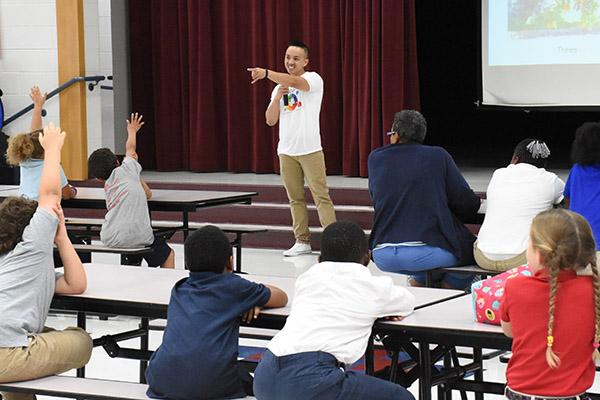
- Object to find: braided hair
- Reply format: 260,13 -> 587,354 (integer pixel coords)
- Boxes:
529,209 -> 599,368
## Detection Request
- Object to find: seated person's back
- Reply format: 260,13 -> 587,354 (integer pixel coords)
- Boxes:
253,220 -> 416,400
145,225 -> 287,400
368,110 -> 481,289
564,122 -> 600,251
475,139 -> 564,271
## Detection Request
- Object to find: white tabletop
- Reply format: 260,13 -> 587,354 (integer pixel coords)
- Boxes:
380,294 -> 504,335
68,187 -> 256,204
57,264 -> 465,319
66,263 -> 295,312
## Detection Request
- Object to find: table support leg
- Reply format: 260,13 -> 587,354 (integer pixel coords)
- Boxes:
140,318 -> 149,384
77,312 -> 86,378
182,212 -> 189,240
235,233 -> 243,273
473,348 -> 483,400
419,341 -> 432,400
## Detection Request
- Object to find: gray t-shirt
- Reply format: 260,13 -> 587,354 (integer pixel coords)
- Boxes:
100,157 -> 154,248
0,207 -> 59,347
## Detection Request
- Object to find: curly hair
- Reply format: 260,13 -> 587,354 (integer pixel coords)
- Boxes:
320,220 -> 368,264
88,148 -> 119,181
571,122 -> 600,166
184,225 -> 232,273
6,130 -> 44,165
0,196 -> 38,256
392,110 -> 427,144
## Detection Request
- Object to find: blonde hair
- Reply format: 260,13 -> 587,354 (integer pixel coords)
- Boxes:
529,209 -> 600,368
5,130 -> 44,165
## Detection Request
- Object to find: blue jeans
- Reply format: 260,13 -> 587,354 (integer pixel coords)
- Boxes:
372,244 -> 473,289
253,349 -> 414,400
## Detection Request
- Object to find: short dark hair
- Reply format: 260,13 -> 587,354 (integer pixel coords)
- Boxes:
512,138 -> 550,168
88,148 -> 118,180
320,220 -> 368,263
0,196 -> 38,256
392,110 -> 427,144
184,225 -> 233,273
288,40 -> 309,58
571,122 -> 600,166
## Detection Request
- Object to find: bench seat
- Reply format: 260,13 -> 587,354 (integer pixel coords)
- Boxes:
65,218 -> 268,272
0,375 -> 256,400
70,244 -> 151,255
425,264 -> 499,288
0,376 -> 151,400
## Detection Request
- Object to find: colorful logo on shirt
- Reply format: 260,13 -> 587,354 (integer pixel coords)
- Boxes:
284,89 -> 302,111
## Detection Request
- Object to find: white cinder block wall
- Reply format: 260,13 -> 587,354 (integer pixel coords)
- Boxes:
0,0 -> 61,136
0,0 -> 115,175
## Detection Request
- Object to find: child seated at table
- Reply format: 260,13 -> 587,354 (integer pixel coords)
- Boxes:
87,113 -> 174,268
253,220 -> 416,400
0,123 -> 92,400
500,209 -> 600,398
474,138 -> 564,271
6,86 -> 77,200
145,225 -> 288,399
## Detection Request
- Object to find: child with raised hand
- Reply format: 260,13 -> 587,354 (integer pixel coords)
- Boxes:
145,225 -> 288,400
87,113 -> 174,268
500,209 -> 600,399
5,86 -> 77,200
253,220 -> 416,400
0,123 -> 92,400
564,122 -> 600,251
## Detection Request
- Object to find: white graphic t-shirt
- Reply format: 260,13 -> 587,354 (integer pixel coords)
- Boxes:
269,71 -> 324,156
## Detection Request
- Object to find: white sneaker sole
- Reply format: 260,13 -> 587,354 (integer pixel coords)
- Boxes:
283,249 -> 313,257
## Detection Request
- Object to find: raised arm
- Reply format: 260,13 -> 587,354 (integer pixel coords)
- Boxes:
53,204 -> 87,294
37,123 -> 65,213
29,86 -> 47,132
125,113 -> 145,159
247,67 -> 310,91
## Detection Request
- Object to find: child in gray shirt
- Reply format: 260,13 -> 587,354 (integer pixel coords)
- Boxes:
87,113 -> 174,268
0,123 -> 92,400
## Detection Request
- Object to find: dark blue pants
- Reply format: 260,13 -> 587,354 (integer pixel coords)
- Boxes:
253,349 -> 414,400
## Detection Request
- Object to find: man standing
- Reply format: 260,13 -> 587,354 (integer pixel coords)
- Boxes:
248,41 -> 336,256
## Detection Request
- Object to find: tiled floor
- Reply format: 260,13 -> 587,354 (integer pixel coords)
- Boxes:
38,168 -> 594,400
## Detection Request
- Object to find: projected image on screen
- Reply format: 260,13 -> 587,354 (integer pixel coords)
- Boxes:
490,0 -> 600,66
482,0 -> 600,107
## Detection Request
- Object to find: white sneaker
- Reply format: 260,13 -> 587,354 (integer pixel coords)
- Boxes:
283,242 -> 312,257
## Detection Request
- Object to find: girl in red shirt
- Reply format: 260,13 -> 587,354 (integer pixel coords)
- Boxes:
500,209 -> 600,398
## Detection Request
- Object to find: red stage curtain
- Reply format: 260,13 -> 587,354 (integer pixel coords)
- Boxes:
128,0 -> 419,177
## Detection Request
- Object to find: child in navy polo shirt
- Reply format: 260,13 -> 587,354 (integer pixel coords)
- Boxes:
145,225 -> 288,399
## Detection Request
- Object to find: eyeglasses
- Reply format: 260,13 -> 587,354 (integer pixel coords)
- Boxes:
386,131 -> 396,137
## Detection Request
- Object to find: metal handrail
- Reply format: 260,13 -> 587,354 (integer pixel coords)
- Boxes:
3,75 -> 106,127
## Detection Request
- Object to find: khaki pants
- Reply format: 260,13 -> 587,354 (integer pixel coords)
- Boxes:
0,327 -> 92,400
279,151 -> 336,243
473,241 -> 528,272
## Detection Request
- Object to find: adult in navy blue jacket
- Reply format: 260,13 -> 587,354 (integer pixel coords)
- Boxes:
368,110 -> 481,289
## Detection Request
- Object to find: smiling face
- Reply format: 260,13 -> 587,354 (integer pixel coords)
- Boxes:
284,46 -> 308,76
